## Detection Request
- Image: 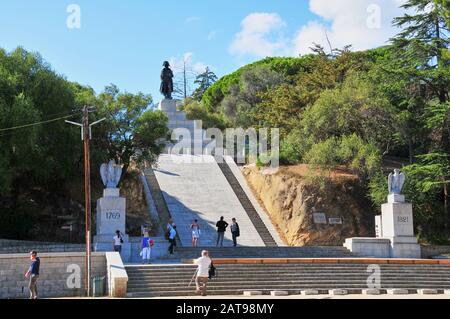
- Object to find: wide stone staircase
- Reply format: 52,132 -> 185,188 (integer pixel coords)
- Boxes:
150,246 -> 356,260
148,154 -> 268,247
126,262 -> 450,297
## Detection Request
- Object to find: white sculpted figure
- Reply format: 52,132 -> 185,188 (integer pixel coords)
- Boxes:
100,160 -> 123,188
388,169 -> 406,195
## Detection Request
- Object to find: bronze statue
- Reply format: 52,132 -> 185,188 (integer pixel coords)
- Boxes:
160,61 -> 174,99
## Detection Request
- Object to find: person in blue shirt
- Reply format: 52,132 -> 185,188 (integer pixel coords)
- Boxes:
168,225 -> 177,254
141,233 -> 154,264
25,251 -> 40,299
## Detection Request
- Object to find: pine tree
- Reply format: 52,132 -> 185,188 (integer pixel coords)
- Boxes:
392,0 -> 449,102
392,0 -> 450,232
192,67 -> 218,101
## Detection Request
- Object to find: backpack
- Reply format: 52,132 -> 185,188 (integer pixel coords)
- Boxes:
164,230 -> 170,240
208,262 -> 217,279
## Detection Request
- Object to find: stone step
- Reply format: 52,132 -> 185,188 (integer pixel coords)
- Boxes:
126,265 -> 450,271
127,285 -> 450,296
151,155 -> 267,247
125,261 -> 450,297
128,280 -> 450,291
216,158 -> 277,247
127,268 -> 450,275
128,274 -> 450,284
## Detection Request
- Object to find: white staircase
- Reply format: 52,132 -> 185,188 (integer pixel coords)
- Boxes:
153,154 -> 268,247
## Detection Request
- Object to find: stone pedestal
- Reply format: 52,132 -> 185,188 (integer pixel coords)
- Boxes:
381,201 -> 421,258
158,99 -> 177,112
344,194 -> 421,259
158,99 -> 208,155
94,188 -> 131,262
344,238 -> 391,258
95,188 -> 126,238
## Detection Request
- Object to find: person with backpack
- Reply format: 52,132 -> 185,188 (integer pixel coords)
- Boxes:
194,250 -> 212,296
165,218 -> 175,240
113,230 -> 124,254
215,217 -> 229,247
140,232 -> 155,264
230,218 -> 240,247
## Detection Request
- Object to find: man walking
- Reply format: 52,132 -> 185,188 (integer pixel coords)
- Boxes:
195,250 -> 212,296
141,232 -> 154,264
168,225 -> 177,254
230,218 -> 240,247
216,217 -> 229,247
25,251 -> 40,299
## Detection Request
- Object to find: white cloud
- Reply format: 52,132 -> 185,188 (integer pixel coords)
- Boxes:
208,30 -> 218,41
186,16 -> 200,23
293,0 -> 407,55
229,1 -> 407,58
229,13 -> 288,57
169,52 -> 211,75
193,62 -> 208,74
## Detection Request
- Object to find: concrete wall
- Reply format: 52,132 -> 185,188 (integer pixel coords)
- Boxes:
421,245 -> 450,258
0,252 -> 106,299
0,239 -> 84,254
106,252 -> 128,297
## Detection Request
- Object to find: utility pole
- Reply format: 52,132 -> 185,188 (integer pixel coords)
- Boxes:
66,106 -> 105,297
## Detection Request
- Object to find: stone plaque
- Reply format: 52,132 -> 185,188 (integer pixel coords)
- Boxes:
313,213 -> 327,224
329,217 -> 343,225
375,215 -> 382,238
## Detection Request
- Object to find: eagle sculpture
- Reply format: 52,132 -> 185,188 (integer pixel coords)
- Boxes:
100,160 -> 122,188
388,169 -> 406,195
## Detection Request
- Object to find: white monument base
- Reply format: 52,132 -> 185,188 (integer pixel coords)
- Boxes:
344,195 -> 421,259
344,238 -> 391,258
94,188 -> 131,262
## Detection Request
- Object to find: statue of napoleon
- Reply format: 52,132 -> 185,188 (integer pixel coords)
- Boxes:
160,61 -> 174,100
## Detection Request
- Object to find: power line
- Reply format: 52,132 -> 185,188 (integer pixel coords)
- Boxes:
0,113 -> 78,132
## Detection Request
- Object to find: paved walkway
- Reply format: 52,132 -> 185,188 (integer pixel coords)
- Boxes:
153,155 -> 265,247
55,294 -> 450,299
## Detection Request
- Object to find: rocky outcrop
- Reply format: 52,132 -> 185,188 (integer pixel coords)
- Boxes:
242,165 -> 375,246
120,170 -> 155,236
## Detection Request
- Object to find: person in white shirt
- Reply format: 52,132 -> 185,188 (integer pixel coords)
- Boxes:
113,230 -> 123,253
195,250 -> 212,296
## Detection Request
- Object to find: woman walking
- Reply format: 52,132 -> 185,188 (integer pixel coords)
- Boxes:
190,219 -> 201,247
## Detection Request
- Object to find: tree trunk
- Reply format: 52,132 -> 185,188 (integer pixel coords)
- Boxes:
409,137 -> 414,164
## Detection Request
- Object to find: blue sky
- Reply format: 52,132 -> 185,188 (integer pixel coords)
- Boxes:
0,0 -> 405,103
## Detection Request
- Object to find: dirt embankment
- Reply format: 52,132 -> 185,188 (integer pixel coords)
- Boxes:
242,165 -> 376,246
118,170 -> 155,236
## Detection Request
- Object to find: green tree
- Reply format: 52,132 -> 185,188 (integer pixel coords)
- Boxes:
300,73 -> 396,153
403,153 -> 450,232
94,85 -> 168,176
192,67 -> 218,101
